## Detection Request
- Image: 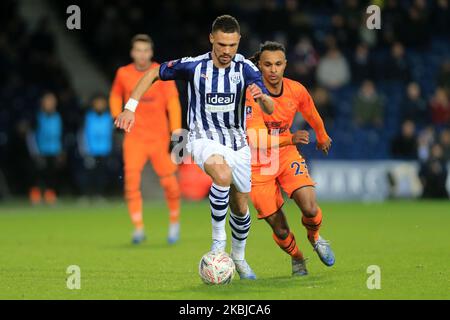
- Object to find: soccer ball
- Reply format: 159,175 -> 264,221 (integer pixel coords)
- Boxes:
198,251 -> 235,285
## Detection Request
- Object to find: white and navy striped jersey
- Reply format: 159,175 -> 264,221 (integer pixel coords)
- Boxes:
159,52 -> 268,151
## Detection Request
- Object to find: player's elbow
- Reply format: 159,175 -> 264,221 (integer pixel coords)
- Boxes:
263,101 -> 274,115
265,106 -> 274,115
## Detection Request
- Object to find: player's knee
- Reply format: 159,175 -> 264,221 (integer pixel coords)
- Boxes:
124,179 -> 140,197
160,175 -> 178,190
230,203 -> 247,216
160,175 -> 180,198
273,226 -> 290,240
301,201 -> 318,218
212,167 -> 232,187
125,188 -> 141,200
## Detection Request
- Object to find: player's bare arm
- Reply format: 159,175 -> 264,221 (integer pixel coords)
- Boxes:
114,66 -> 160,132
249,83 -> 274,115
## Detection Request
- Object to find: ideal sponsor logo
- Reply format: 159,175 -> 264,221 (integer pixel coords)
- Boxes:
206,93 -> 235,105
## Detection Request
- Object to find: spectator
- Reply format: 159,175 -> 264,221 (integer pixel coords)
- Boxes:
311,86 -> 335,127
381,0 -> 407,46
429,87 -> 450,126
288,37 -> 319,87
78,94 -> 113,200
401,82 -> 429,126
437,60 -> 450,96
28,92 -> 64,205
351,43 -> 374,84
419,143 -> 449,198
439,128 -> 450,160
382,42 -> 411,82
352,80 -> 384,128
358,5 -> 378,47
431,0 -> 450,36
391,120 -> 418,159
417,126 -> 436,162
316,46 -> 351,90
403,0 -> 431,48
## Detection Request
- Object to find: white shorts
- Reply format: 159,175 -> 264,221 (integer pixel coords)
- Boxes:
187,138 -> 251,193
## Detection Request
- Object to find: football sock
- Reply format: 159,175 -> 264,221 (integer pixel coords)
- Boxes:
209,183 -> 229,241
160,175 -> 181,224
229,208 -> 251,261
125,170 -> 144,230
272,232 -> 304,260
302,207 -> 323,244
126,192 -> 143,230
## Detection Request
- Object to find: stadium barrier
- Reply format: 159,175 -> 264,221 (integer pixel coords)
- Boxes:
308,161 -> 450,201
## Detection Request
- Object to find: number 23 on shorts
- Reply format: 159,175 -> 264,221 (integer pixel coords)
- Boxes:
290,160 -> 307,176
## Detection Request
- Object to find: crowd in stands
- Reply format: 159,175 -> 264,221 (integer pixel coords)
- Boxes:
1,0 -> 449,200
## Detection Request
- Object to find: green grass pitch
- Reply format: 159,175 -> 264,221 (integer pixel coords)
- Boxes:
0,199 -> 449,300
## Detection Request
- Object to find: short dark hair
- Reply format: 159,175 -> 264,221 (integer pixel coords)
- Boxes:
131,34 -> 154,48
249,41 -> 286,64
212,15 -> 240,34
90,92 -> 107,103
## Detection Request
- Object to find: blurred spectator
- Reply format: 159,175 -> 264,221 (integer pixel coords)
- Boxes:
431,0 -> 450,36
351,43 -> 374,84
419,143 -> 449,198
78,94 -> 113,200
382,42 -> 411,82
316,47 -> 350,89
401,82 -> 429,126
439,129 -> 450,160
381,0 -> 407,46
403,0 -> 430,48
28,92 -> 64,205
359,9 -> 378,48
352,80 -> 384,128
391,120 -> 418,159
311,86 -> 335,127
437,60 -> 450,96
288,37 -> 318,87
417,126 -> 436,162
429,87 -> 450,126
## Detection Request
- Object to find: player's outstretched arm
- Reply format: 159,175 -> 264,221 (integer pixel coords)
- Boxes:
302,107 -> 332,155
114,66 -> 161,132
248,84 -> 274,115
299,91 -> 332,155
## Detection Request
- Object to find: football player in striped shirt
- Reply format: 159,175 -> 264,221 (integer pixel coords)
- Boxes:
115,15 -> 274,280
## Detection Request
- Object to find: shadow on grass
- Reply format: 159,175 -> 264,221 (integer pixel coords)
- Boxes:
101,242 -> 181,251
181,274 -> 332,298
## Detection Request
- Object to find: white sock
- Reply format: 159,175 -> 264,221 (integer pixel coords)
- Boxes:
229,208 -> 251,261
209,183 -> 229,241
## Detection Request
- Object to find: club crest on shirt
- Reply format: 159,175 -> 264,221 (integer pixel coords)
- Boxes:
230,73 -> 241,84
245,106 -> 252,118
